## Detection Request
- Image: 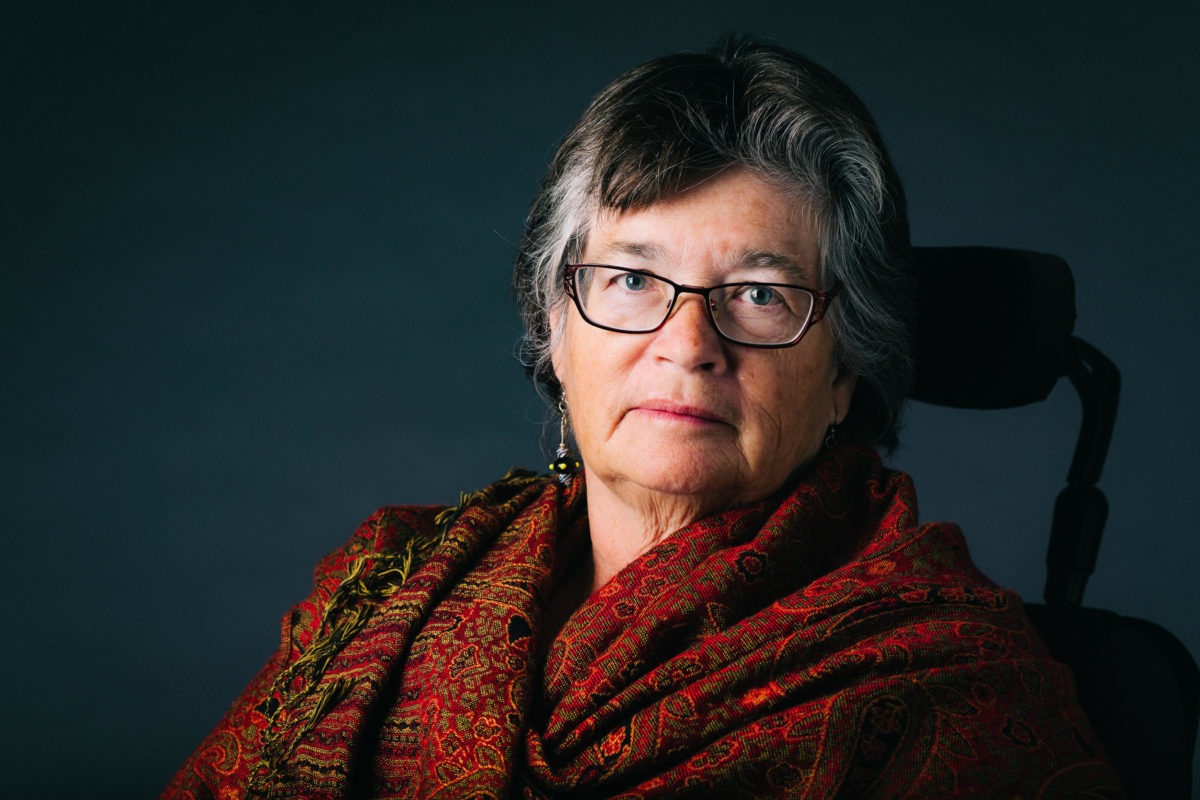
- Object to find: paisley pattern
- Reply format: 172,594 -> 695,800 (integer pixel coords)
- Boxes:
162,447 -> 1123,798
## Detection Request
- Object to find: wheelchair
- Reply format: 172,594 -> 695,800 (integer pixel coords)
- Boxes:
911,247 -> 1199,798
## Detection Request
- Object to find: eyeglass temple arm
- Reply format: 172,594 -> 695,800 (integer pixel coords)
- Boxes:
810,283 -> 842,323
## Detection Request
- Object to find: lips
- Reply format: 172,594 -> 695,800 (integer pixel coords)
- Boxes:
631,399 -> 733,426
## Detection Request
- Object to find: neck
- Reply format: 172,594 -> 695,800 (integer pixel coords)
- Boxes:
581,473 -> 717,593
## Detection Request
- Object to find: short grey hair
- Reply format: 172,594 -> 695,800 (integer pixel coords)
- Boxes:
513,35 -> 914,450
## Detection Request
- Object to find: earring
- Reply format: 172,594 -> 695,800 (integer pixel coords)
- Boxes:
824,422 -> 839,450
549,395 -> 581,484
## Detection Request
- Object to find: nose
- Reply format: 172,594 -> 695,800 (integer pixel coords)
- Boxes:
648,292 -> 729,372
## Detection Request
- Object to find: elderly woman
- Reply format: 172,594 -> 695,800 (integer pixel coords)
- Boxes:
164,37 -> 1121,799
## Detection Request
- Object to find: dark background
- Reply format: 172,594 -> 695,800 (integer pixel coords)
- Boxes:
4,1 -> 1197,796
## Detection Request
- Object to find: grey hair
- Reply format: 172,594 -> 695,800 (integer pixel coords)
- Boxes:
513,35 -> 914,450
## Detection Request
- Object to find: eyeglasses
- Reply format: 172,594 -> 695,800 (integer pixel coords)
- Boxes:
563,264 -> 840,348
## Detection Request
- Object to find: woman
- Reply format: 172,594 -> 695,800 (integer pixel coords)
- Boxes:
163,37 -> 1122,798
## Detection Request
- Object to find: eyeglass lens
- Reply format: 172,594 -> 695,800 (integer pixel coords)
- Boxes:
572,266 -> 816,345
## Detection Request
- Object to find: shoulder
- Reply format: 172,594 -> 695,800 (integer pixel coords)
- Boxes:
311,468 -> 557,586
310,504 -> 448,584
788,449 -> 1037,655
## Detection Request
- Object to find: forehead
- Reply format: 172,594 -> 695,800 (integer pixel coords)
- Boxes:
583,168 -> 820,281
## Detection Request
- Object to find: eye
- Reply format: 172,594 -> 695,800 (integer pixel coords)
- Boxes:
742,285 -> 777,306
621,272 -> 649,291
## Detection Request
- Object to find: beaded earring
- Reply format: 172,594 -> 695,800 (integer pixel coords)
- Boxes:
549,395 -> 582,483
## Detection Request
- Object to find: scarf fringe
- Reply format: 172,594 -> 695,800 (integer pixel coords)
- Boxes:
246,468 -> 543,798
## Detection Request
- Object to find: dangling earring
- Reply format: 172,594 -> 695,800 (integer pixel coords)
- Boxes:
549,395 -> 581,484
824,422 -> 839,450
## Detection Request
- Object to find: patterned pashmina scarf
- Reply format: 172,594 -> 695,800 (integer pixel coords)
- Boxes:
163,446 -> 1122,798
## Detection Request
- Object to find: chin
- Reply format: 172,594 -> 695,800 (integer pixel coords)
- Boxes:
609,447 -> 770,506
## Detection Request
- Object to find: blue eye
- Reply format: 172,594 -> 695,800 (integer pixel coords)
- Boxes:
746,286 -> 775,305
622,273 -> 648,291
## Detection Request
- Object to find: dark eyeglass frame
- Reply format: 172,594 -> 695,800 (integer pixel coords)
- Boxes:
563,263 -> 841,349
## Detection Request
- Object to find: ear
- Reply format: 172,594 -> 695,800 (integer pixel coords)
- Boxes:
830,367 -> 857,425
548,304 -> 568,390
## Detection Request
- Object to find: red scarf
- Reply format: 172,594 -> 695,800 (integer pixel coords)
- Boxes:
162,447 -> 1121,798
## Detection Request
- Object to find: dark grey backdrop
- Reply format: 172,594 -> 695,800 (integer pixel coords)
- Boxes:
4,2 -> 1197,796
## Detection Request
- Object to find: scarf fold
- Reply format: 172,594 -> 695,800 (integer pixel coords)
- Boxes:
162,447 -> 1122,799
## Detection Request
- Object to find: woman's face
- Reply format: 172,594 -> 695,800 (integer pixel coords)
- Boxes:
552,168 -> 856,514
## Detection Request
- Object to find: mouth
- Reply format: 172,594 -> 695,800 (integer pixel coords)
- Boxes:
631,399 -> 733,427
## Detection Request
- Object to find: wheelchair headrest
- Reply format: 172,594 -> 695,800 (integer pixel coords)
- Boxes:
910,246 -> 1076,409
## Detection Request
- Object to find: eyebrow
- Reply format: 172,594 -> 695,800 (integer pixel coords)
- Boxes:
599,240 -> 665,261
740,250 -> 814,284
598,241 -> 815,285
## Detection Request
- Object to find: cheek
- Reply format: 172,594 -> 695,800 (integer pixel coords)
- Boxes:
752,353 -> 837,448
557,320 -> 624,435
556,315 -> 589,395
